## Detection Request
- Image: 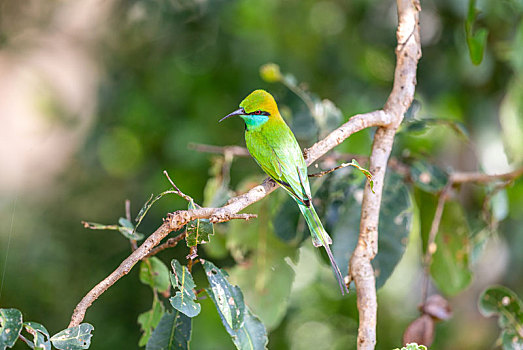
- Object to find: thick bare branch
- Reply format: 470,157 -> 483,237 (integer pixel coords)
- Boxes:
349,1 -> 421,349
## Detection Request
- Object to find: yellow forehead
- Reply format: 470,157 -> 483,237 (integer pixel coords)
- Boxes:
239,90 -> 278,115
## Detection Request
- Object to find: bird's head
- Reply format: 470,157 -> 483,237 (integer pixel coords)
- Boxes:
220,90 -> 279,125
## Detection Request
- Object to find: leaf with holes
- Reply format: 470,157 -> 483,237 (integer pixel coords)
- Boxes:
146,311 -> 191,350
202,260 -> 245,330
186,200 -> 214,247
50,323 -> 94,350
169,259 -> 201,318
479,285 -> 523,350
139,257 -> 171,294
0,308 -> 23,349
23,322 -> 51,350
203,274 -> 267,350
409,160 -> 448,193
138,296 -> 165,347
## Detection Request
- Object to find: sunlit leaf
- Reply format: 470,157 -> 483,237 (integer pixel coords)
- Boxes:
23,322 -> 51,350
50,323 -> 94,350
479,285 -> 523,350
146,311 -> 191,350
202,260 -> 245,330
169,259 -> 201,318
203,260 -> 268,350
139,257 -> 171,294
186,200 -> 214,247
0,308 -> 23,348
138,296 -> 165,347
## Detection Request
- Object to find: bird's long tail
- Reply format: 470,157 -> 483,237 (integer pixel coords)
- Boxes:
298,204 -> 349,295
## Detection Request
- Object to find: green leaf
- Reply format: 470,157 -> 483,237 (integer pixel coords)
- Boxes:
330,171 -> 413,288
479,285 -> 523,350
393,344 -> 428,350
146,311 -> 191,350
50,323 -> 94,350
117,217 -> 145,240
0,308 -> 23,349
348,159 -> 375,193
203,263 -> 268,350
186,200 -> 214,247
429,201 -> 473,296
23,322 -> 51,350
409,159 -> 448,193
202,260 -> 245,330
138,296 -> 165,347
139,257 -> 171,293
169,259 -> 201,318
465,0 -> 488,65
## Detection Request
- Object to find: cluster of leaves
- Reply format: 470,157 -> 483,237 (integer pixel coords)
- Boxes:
136,255 -> 268,350
0,308 -> 93,350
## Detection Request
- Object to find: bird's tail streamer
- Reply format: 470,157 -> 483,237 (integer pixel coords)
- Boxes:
299,204 -> 349,295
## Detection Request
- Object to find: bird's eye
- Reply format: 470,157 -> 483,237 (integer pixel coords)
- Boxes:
255,110 -> 261,115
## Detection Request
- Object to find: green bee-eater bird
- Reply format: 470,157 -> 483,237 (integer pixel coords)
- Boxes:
220,89 -> 348,295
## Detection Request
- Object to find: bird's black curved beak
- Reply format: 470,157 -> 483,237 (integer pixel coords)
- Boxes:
219,108 -> 246,122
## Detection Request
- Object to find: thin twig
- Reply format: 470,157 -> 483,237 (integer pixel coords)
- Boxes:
144,232 -> 187,258
450,166 -> 523,184
308,162 -> 355,177
163,170 -> 194,203
420,182 -> 453,304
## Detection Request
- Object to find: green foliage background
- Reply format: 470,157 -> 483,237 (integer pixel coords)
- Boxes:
1,0 -> 523,349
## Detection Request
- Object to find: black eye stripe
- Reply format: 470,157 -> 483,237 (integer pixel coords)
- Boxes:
249,110 -> 270,116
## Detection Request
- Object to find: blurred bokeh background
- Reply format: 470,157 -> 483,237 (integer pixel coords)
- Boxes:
1,0 -> 522,348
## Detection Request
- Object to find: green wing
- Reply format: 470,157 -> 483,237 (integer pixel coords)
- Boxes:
246,125 -> 311,206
